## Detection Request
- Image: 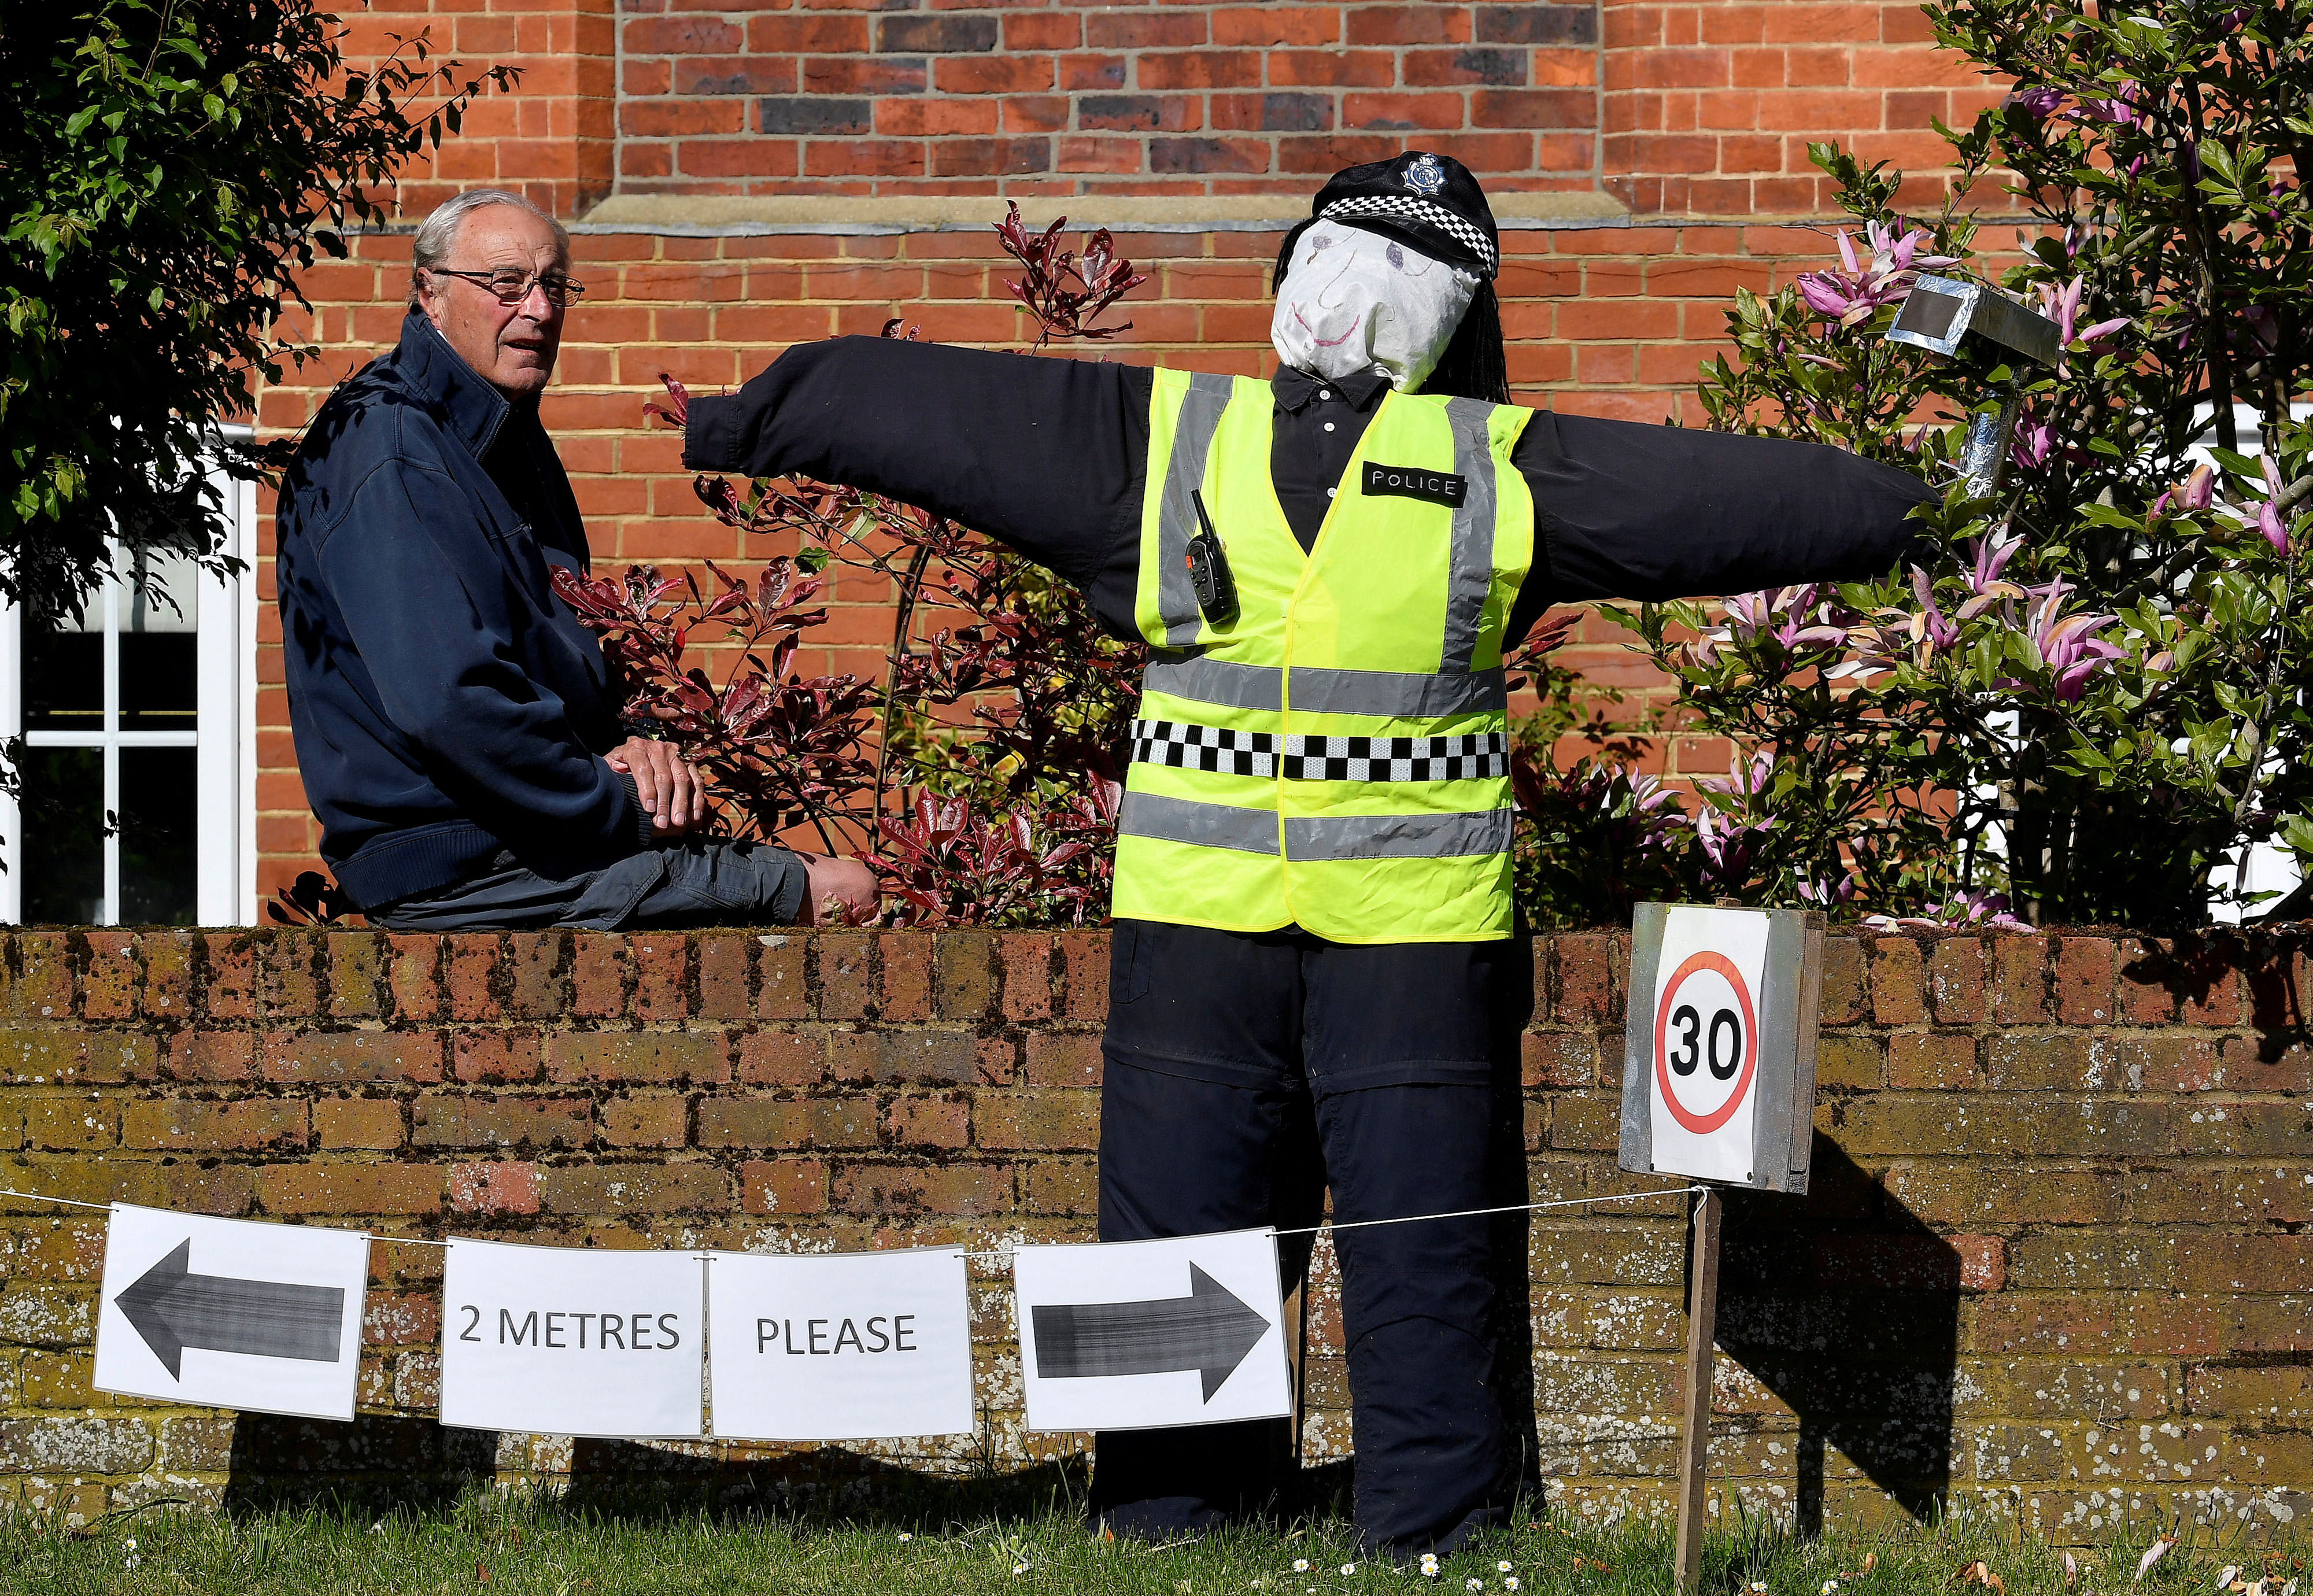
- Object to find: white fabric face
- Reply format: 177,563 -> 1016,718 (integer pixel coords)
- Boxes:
1270,219 -> 1480,392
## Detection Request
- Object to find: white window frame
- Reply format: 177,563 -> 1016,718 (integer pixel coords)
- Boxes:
0,431 -> 260,926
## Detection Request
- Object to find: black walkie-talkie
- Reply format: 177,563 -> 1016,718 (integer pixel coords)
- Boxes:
1186,489 -> 1239,625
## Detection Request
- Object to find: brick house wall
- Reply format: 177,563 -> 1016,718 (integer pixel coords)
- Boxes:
2,926 -> 2310,1528
241,0 -> 2005,902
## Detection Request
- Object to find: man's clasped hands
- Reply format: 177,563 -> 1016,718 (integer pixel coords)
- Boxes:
604,736 -> 876,925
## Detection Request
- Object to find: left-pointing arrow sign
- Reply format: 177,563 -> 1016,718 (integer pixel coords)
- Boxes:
1032,1262 -> 1270,1402
113,1239 -> 346,1380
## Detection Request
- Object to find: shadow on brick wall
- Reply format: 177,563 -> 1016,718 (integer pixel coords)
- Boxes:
220,1415 -> 497,1514
1716,1138 -> 1959,1530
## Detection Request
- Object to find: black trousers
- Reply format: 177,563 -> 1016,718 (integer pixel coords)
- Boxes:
1090,919 -> 1531,1559
365,840 -> 805,930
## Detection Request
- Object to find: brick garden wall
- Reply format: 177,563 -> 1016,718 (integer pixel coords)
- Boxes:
0,926 -> 2308,1534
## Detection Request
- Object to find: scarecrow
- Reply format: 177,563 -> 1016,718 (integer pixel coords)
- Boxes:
683,153 -> 1931,1560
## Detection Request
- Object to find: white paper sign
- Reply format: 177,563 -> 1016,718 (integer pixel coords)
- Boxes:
1648,904 -> 1771,1184
94,1205 -> 369,1421
1013,1228 -> 1289,1433
705,1247 -> 973,1440
439,1239 -> 704,1439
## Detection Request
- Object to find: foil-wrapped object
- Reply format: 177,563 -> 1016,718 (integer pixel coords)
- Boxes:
1959,390 -> 2020,500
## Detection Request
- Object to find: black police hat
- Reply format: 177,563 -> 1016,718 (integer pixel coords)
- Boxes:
1277,150 -> 1501,282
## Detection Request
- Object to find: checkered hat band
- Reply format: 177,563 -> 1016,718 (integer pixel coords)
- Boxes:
1132,720 -> 1506,783
1320,194 -> 1497,275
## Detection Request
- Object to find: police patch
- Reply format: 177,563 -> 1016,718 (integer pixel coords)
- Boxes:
1362,461 -> 1468,508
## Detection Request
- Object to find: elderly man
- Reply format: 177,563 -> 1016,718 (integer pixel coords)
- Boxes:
276,188 -> 874,930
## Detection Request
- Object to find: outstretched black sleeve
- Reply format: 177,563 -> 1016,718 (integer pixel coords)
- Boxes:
1499,412 -> 1937,645
684,336 -> 1154,638
684,337 -> 1938,652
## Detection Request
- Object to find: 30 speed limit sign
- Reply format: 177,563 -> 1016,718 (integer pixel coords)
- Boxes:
1619,904 -> 1824,1192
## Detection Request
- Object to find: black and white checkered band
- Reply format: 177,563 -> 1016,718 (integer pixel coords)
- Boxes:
1130,720 -> 1277,778
1320,194 -> 1498,275
1132,719 -> 1508,783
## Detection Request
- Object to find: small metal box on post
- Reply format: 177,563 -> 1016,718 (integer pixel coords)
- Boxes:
1618,903 -> 1826,1596
1884,272 -> 2066,500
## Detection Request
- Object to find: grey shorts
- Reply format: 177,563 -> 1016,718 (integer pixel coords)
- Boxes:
364,839 -> 808,932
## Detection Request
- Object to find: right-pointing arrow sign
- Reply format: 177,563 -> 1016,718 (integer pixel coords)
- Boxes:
113,1239 -> 347,1380
1032,1262 -> 1271,1401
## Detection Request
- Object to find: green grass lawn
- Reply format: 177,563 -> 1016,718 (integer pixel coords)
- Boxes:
2,1485 -> 2295,1596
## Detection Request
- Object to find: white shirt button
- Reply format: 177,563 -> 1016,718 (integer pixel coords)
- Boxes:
1327,487 -> 1337,498
1318,389 -> 1331,400
1323,421 -> 1336,432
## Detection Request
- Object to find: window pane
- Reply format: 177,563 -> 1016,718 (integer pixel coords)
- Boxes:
23,614 -> 102,732
119,747 -> 199,926
19,748 -> 105,926
123,549 -> 199,634
120,631 -> 198,730
123,549 -> 199,730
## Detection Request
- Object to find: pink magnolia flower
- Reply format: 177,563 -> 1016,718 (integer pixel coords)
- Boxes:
1867,889 -> 2026,931
2255,454 -> 2292,553
2009,86 -> 2066,119
2035,276 -> 2085,346
1795,221 -> 1956,328
1966,529 -> 2023,596
2023,577 -> 2126,701
1912,567 -> 1960,652
2034,276 -> 2132,371
2009,415 -> 2057,472
1695,750 -> 1778,886
1797,871 -> 1858,907
2151,463 -> 2216,519
2072,80 -> 2143,129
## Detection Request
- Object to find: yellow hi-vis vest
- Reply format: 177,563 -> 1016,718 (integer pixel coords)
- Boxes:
1111,370 -> 1536,943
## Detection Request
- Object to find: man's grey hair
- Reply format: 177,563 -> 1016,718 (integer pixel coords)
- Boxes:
407,189 -> 571,313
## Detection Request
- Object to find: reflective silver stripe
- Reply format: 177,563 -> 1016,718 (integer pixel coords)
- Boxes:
1283,808 -> 1516,861
1142,651 -> 1283,712
1287,665 -> 1508,718
1154,372 -> 1237,648
1118,789 -> 1280,855
1439,397 -> 1499,674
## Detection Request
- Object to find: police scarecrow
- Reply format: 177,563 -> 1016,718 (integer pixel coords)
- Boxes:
683,153 -> 1931,1560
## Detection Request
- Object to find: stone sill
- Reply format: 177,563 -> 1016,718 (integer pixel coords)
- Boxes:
570,191 -> 1634,237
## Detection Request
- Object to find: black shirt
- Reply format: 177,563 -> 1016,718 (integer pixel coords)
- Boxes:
681,335 -> 1937,649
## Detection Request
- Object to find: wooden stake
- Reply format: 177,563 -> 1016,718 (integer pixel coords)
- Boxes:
1674,1185 -> 1723,1596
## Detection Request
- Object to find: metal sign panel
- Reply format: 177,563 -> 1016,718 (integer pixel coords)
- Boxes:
1887,272 -> 2062,367
94,1205 -> 368,1420
1619,903 -> 1824,1194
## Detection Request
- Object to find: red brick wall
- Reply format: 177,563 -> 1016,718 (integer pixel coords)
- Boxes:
612,1 -> 1603,195
1601,0 -> 1996,215
5,926 -> 2311,1528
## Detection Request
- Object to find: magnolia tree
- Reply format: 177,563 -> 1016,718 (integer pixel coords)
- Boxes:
1610,0 -> 2313,928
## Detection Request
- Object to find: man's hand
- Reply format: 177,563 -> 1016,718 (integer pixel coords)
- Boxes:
606,737 -> 707,834
792,853 -> 879,926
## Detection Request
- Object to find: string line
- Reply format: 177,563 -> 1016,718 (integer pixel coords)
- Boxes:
0,1189 -> 456,1246
962,1183 -> 1703,1262
0,1189 -> 111,1213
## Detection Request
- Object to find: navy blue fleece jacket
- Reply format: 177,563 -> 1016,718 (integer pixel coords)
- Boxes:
276,313 -> 652,909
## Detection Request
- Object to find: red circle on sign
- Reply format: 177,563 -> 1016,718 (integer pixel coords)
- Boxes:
1653,951 -> 1759,1134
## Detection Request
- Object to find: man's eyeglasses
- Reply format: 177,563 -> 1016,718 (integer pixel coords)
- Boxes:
427,267 -> 588,308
